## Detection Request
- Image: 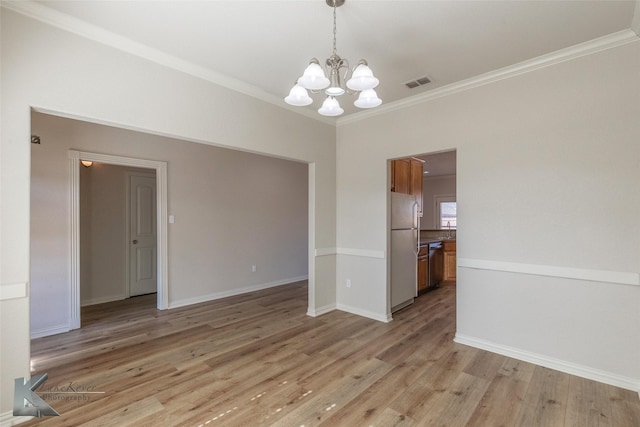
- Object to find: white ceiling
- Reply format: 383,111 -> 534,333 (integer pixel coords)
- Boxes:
418,150 -> 457,177
16,1 -> 640,120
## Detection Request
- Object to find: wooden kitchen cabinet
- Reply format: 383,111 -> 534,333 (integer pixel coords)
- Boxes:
391,157 -> 423,216
391,158 -> 411,194
443,240 -> 456,283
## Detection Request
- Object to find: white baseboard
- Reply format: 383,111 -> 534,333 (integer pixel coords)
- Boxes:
168,276 -> 308,309
30,323 -> 70,339
0,411 -> 33,427
307,303 -> 336,317
455,333 -> 640,394
336,304 -> 392,323
81,294 -> 126,307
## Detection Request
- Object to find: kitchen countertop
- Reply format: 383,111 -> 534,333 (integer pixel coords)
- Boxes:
420,238 -> 442,246
420,238 -> 455,247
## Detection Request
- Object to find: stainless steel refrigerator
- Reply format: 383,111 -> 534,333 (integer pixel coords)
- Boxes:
390,192 -> 419,312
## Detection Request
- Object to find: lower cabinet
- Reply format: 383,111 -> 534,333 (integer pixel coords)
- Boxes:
443,240 -> 457,283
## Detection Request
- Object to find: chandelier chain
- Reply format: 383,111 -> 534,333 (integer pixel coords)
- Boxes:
332,1 -> 337,56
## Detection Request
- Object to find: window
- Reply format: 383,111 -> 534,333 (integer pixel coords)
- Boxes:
439,201 -> 457,229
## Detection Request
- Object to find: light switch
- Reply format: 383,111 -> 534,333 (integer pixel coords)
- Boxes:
169,215 -> 175,224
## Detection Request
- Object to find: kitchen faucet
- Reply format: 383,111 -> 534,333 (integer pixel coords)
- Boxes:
447,221 -> 451,239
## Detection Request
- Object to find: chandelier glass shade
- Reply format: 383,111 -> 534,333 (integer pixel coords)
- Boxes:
354,88 -> 383,109
318,96 -> 344,117
284,0 -> 382,117
284,84 -> 313,106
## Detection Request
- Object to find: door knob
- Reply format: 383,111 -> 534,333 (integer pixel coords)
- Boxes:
132,240 -> 138,244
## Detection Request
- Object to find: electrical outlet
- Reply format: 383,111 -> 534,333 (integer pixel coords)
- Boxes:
346,279 -> 351,288
251,265 -> 257,273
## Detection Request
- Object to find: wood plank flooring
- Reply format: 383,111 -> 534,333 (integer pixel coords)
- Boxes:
25,281 -> 640,426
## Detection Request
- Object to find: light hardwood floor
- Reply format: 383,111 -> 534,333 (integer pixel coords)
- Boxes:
25,281 -> 640,426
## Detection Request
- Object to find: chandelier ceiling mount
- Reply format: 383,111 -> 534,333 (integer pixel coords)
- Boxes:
326,0 -> 344,7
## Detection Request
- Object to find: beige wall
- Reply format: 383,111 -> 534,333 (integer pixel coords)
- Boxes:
336,40 -> 640,388
1,9 -> 336,414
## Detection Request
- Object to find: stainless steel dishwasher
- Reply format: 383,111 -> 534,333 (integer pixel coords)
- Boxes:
428,241 -> 444,289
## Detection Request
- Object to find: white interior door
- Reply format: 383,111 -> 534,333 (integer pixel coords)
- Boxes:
129,174 -> 157,296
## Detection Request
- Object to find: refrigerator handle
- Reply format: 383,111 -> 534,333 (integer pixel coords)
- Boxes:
414,201 -> 420,256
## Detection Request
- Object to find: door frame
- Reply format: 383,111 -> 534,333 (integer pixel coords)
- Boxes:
69,150 -> 168,329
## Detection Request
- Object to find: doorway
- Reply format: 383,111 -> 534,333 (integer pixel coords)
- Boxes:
388,150 -> 457,314
70,150 -> 168,329
79,165 -> 157,307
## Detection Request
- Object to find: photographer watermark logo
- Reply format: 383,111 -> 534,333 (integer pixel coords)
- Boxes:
14,374 -> 106,418
13,374 -> 59,418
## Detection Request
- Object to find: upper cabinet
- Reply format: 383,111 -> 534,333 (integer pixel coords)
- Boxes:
391,158 -> 411,194
391,157 -> 424,216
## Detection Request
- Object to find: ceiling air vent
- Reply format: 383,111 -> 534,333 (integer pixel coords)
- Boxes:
405,76 -> 432,89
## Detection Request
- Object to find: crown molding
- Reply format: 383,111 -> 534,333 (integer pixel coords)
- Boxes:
633,0 -> 640,37
338,29 -> 640,126
1,0 -> 336,125
4,1 -> 638,128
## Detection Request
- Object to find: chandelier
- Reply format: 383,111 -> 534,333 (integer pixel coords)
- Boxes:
284,0 -> 382,117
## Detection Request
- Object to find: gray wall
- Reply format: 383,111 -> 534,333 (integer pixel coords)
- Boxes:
31,112 -> 309,336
